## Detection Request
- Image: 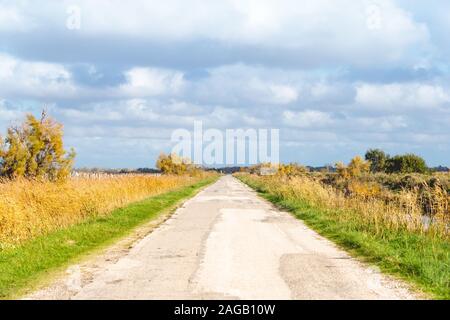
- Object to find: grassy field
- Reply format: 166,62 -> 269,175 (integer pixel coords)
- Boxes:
237,173 -> 449,299
0,174 -> 213,246
0,175 -> 217,299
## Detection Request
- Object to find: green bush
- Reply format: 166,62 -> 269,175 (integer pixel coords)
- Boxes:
385,154 -> 428,174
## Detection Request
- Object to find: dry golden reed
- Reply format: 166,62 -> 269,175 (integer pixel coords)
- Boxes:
0,174 -> 204,246
244,174 -> 448,238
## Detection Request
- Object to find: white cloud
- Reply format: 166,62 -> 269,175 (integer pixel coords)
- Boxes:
0,99 -> 22,121
120,67 -> 185,97
74,0 -> 427,46
58,99 -> 160,124
0,4 -> 30,31
245,78 -> 299,105
353,116 -> 407,131
0,54 -> 76,99
269,84 -> 298,104
2,0 -> 429,66
0,55 -> 188,101
192,64 -> 301,105
283,110 -> 334,128
356,83 -> 450,109
0,2 -> 448,167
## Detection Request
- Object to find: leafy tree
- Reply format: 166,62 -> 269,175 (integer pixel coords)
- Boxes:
365,149 -> 389,173
385,154 -> 428,174
156,153 -> 193,175
0,111 -> 75,181
0,128 -> 28,178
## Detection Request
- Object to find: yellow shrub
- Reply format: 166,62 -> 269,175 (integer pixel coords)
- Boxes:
336,156 -> 370,179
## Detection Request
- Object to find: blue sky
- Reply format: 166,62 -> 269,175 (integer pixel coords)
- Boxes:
0,0 -> 449,168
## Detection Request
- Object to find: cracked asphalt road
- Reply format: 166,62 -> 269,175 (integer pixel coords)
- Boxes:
28,175 -> 417,300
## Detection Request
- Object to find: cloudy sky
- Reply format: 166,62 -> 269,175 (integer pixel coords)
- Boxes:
0,0 -> 449,168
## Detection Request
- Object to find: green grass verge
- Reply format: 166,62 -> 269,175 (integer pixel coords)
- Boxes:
0,176 -> 217,299
238,175 -> 449,300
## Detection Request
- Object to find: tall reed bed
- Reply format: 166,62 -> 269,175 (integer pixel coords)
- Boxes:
239,174 -> 448,239
0,174 -> 207,246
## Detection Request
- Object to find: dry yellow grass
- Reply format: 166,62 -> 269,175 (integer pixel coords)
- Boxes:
0,174 -> 206,246
244,174 -> 448,238
237,173 -> 450,298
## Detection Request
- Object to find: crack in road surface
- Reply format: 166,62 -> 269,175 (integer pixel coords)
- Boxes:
27,175 -> 418,300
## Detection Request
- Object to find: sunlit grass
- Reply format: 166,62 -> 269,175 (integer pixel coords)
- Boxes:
237,173 -> 449,299
0,176 -> 217,299
0,173 -> 214,246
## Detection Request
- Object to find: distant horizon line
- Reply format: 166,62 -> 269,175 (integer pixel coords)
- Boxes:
73,164 -> 450,171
